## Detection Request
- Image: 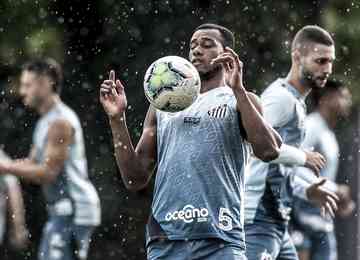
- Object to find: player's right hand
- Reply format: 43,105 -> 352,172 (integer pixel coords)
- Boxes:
304,151 -> 326,176
100,70 -> 127,118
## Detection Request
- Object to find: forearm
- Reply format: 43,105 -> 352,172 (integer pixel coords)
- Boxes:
6,161 -> 50,184
7,184 -> 27,232
235,90 -> 280,160
109,114 -> 150,190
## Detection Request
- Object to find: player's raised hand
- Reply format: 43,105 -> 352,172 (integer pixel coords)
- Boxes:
306,179 -> 339,218
100,70 -> 127,118
211,47 -> 245,93
304,151 -> 326,177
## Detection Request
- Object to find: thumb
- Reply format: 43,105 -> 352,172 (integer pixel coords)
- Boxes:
315,178 -> 326,187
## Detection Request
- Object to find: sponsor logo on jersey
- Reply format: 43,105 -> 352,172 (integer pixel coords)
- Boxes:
207,104 -> 228,118
184,116 -> 201,125
165,205 -> 209,223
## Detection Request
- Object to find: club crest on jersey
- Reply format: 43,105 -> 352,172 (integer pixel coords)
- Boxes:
207,104 -> 228,118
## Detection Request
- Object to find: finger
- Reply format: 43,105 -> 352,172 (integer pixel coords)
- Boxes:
327,190 -> 340,202
109,70 -> 115,81
212,53 -> 235,62
319,154 -> 326,163
327,195 -> 338,213
111,85 -> 119,97
103,80 -> 116,86
317,158 -> 326,168
102,82 -> 115,91
223,62 -> 231,73
325,202 -> 335,218
320,206 -> 326,217
101,84 -> 112,92
311,166 -> 320,177
225,47 -> 242,72
115,79 -> 125,94
211,55 -> 234,65
315,178 -> 326,187
100,88 -> 110,94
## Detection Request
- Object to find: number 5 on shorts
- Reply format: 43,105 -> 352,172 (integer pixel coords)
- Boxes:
218,207 -> 233,231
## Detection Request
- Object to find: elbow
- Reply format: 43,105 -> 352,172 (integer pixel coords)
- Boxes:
124,182 -> 147,192
122,173 -> 149,192
254,146 -> 280,162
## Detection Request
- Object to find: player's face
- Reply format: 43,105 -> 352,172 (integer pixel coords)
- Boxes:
19,71 -> 52,109
189,29 -> 224,78
298,43 -> 335,89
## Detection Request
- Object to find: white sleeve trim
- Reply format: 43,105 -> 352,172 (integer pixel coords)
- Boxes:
271,144 -> 306,166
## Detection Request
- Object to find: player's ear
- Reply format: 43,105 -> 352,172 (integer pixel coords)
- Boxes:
292,49 -> 301,65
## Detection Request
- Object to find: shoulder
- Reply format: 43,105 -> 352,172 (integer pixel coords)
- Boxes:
261,82 -> 296,108
48,119 -> 74,143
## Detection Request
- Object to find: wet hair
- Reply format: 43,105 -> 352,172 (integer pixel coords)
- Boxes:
311,79 -> 346,108
22,58 -> 63,94
291,25 -> 334,54
194,23 -> 235,49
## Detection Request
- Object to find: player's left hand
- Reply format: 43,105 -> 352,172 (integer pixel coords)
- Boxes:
306,179 -> 339,218
211,47 -> 246,94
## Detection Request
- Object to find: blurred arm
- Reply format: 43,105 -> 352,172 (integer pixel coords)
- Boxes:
0,119 -> 73,184
6,176 -> 28,248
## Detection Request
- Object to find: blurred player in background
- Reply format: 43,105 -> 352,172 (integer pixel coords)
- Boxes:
244,25 -> 340,260
100,23 -> 281,260
0,58 -> 101,260
0,149 -> 27,251
291,80 -> 355,260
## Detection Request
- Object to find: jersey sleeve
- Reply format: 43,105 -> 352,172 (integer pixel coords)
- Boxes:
261,89 -> 295,128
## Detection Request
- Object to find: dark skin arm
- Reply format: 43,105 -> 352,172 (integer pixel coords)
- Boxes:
212,47 -> 281,161
100,70 -> 157,192
247,92 -> 282,148
0,119 -> 73,184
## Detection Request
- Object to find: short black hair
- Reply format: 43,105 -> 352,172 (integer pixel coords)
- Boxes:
194,23 -> 235,49
311,79 -> 346,108
292,25 -> 334,53
22,58 -> 63,94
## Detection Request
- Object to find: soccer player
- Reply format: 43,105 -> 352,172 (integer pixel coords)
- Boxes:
244,25 -> 340,260
0,149 -> 27,251
0,58 -> 101,260
291,80 -> 355,260
100,23 -> 281,260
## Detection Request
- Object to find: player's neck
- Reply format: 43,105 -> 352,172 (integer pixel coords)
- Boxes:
318,107 -> 337,129
38,95 -> 60,115
200,71 -> 225,94
285,69 -> 311,97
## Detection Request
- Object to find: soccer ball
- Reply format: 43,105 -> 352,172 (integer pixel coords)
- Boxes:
144,56 -> 201,112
